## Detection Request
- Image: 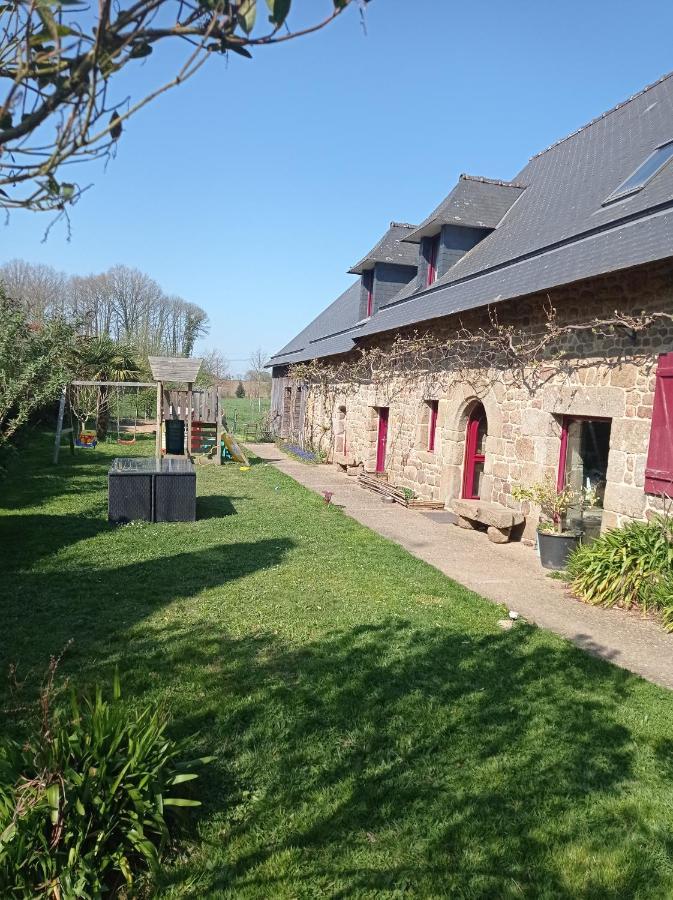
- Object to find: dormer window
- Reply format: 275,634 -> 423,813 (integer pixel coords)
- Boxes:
365,270 -> 374,317
603,138 -> 673,205
426,234 -> 440,286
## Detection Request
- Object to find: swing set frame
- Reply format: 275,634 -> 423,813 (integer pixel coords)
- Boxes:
53,379 -> 155,464
53,357 -> 229,465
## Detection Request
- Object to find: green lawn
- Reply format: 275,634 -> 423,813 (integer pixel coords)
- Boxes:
221,396 -> 270,436
3,437 -> 673,898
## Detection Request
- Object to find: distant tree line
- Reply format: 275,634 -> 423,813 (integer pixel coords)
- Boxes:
0,259 -> 209,357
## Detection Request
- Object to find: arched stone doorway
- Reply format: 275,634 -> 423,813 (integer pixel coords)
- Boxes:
462,402 -> 488,499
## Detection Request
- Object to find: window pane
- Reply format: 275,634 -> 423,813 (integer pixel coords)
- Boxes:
606,140 -> 673,201
475,417 -> 487,455
564,419 -> 612,539
472,462 -> 485,498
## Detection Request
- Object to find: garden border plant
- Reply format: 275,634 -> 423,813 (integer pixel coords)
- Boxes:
0,649 -> 212,897
567,510 -> 673,626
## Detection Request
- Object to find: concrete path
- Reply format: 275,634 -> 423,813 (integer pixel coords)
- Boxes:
249,444 -> 673,691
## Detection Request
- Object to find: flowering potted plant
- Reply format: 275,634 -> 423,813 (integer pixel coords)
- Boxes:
512,479 -> 582,570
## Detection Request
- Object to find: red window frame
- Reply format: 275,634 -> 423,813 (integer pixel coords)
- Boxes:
427,400 -> 439,452
462,404 -> 486,499
645,352 -> 673,496
557,415 -> 611,492
426,234 -> 440,286
376,406 -> 389,473
365,270 -> 374,317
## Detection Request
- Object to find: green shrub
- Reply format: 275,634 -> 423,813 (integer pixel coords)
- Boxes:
655,572 -> 673,630
567,515 -> 673,618
0,669 -> 211,897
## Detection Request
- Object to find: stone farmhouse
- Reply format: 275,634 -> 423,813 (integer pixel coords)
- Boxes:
269,74 -> 673,542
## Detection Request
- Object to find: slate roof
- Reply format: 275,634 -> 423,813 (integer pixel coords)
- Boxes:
270,71 -> 673,364
348,222 -> 419,274
268,280 -> 364,367
359,71 -> 673,338
402,175 -> 526,242
360,208 -> 673,337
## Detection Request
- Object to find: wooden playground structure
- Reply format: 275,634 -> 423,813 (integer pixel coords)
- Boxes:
53,356 -> 247,465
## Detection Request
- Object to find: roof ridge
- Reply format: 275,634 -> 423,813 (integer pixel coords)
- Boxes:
389,221 -> 417,229
530,70 -> 673,160
459,173 -> 526,189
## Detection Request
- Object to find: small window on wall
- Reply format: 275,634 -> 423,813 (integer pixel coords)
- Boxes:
427,234 -> 440,286
558,417 -> 612,540
427,400 -> 439,451
462,403 -> 487,499
365,270 -> 374,317
293,387 -> 302,424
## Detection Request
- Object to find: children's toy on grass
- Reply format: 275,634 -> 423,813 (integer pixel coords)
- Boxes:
75,430 -> 97,449
221,428 -> 249,466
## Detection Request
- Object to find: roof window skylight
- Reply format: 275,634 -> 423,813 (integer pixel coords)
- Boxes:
603,139 -> 673,204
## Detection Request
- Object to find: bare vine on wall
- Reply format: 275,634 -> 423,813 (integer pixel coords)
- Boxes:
289,299 -> 673,455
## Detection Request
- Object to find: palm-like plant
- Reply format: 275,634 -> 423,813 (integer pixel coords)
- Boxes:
75,336 -> 142,440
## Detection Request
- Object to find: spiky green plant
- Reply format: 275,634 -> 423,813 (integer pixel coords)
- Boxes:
0,668 -> 211,897
567,515 -> 673,616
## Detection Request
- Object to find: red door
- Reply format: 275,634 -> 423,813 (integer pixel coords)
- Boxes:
462,404 -> 487,499
376,407 -> 389,473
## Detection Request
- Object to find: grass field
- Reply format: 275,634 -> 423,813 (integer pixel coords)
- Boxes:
220,397 -> 270,436
3,436 -> 673,897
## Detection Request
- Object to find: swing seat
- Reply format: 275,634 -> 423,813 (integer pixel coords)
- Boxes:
117,436 -> 136,445
75,431 -> 98,449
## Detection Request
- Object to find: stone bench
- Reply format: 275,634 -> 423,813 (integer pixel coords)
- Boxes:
334,453 -> 361,475
451,499 -> 524,544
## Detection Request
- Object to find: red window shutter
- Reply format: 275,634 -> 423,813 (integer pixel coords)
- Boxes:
645,352 -> 673,497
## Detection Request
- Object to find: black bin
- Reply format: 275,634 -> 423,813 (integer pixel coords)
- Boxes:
165,419 -> 185,455
108,471 -> 153,523
108,458 -> 196,524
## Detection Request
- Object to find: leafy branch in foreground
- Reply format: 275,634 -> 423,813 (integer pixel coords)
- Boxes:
0,0 -> 366,214
0,288 -> 75,449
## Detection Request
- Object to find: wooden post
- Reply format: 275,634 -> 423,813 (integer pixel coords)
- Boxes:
216,388 -> 223,466
186,381 -> 193,460
155,381 -> 162,459
53,385 -> 67,465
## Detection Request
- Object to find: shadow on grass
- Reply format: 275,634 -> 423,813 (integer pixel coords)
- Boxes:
196,495 -> 249,519
245,453 -> 283,466
0,512 -> 110,570
0,539 -> 295,686
115,618 -> 673,898
0,455 -> 110,510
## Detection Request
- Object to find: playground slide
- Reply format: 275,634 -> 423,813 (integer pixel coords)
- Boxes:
222,431 -> 249,466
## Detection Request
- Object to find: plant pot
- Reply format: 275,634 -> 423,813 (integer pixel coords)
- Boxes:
537,530 -> 581,570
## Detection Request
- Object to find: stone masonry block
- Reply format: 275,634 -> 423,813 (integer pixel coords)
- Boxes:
610,418 -> 651,454
542,385 -> 626,419
604,483 -> 646,519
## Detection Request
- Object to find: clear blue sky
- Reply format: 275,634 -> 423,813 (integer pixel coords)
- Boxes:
3,0 -> 673,369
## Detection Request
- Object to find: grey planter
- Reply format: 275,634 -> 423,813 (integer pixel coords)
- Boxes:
537,530 -> 581,570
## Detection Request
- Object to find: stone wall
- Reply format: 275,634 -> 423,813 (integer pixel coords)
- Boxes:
293,261 -> 673,540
